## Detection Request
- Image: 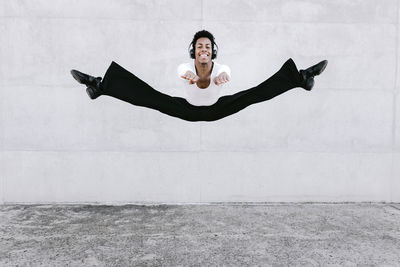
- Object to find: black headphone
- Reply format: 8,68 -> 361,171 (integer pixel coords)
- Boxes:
188,40 -> 218,60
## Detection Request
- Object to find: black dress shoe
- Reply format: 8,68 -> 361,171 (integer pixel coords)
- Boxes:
71,69 -> 103,99
299,60 -> 328,91
86,85 -> 102,99
70,69 -> 102,89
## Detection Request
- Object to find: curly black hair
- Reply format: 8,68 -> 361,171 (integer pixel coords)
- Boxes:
189,30 -> 218,59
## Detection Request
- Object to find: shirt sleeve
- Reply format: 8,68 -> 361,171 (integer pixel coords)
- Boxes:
216,64 -> 231,78
177,63 -> 195,78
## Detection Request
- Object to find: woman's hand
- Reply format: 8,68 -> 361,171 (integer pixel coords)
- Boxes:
181,71 -> 200,84
214,72 -> 230,85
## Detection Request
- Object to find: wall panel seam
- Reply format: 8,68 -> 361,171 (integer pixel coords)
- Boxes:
390,0 -> 400,201
0,17 -> 397,25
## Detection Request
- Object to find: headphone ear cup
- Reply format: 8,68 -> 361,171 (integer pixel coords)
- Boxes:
190,48 -> 195,59
212,49 -> 217,59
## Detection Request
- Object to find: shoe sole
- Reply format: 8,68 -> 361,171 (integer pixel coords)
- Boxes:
86,86 -> 102,99
305,77 -> 315,91
70,70 -> 85,85
315,60 -> 328,76
86,87 -> 96,99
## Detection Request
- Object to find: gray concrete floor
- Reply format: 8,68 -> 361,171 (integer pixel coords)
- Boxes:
1,203 -> 400,266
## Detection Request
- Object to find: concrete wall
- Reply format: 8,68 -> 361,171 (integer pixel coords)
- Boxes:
0,0 -> 399,203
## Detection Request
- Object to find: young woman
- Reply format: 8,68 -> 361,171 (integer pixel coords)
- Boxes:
71,30 -> 327,122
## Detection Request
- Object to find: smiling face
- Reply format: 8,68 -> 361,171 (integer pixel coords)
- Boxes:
194,37 -> 213,64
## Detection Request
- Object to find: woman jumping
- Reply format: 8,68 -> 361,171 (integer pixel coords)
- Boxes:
70,30 -> 328,122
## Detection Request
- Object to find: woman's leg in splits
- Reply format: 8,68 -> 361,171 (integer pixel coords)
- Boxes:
200,58 -> 303,121
99,58 -> 302,122
100,61 -> 205,121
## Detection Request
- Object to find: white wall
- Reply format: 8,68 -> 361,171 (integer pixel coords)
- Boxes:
0,0 -> 399,203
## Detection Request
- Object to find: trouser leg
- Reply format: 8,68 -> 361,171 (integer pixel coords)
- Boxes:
198,58 -> 303,121
100,61 -> 204,121
99,58 -> 302,122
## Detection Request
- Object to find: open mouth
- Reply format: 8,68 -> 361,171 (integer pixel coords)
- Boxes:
199,53 -> 209,59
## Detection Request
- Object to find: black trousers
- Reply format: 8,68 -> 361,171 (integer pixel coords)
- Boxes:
100,58 -> 303,122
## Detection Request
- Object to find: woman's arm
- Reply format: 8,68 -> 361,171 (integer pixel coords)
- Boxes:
216,64 -> 231,78
177,63 -> 199,84
214,64 -> 231,85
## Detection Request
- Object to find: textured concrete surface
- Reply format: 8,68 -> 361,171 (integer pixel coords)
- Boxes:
1,203 -> 400,266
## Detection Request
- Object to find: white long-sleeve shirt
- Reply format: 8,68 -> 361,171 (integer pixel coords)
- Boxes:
177,61 -> 231,106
